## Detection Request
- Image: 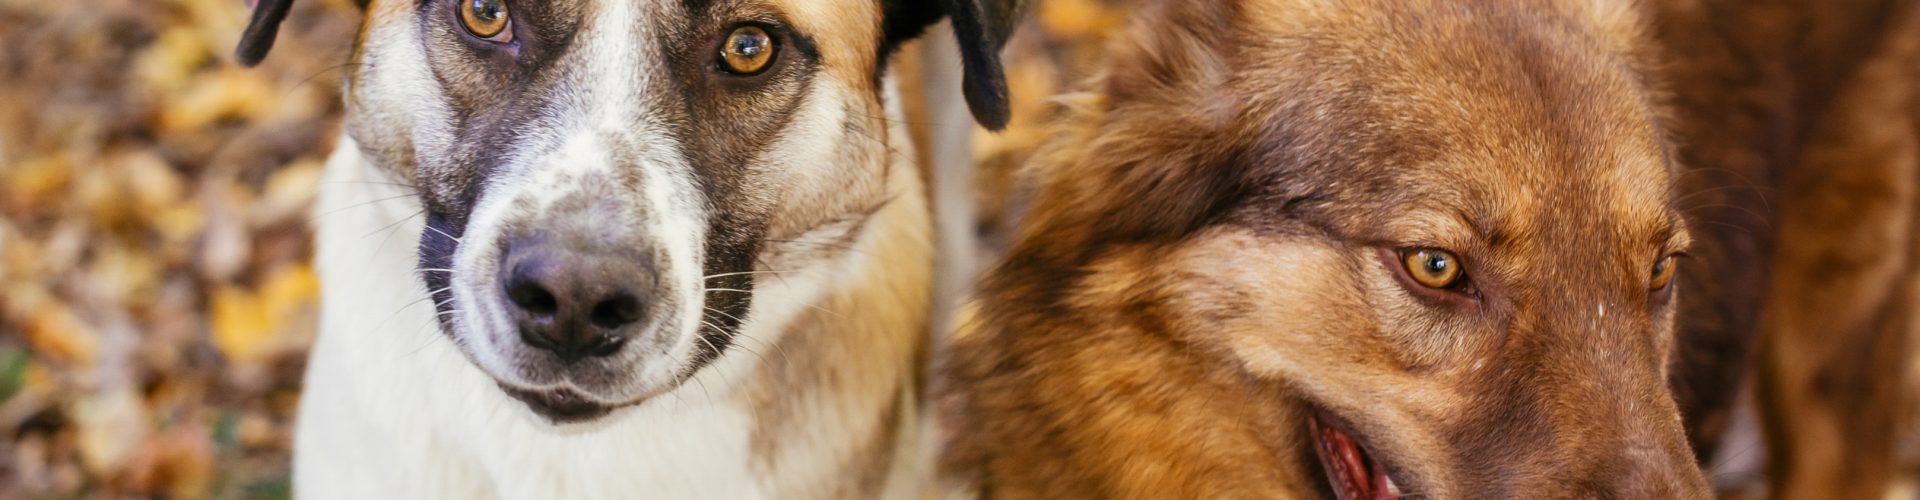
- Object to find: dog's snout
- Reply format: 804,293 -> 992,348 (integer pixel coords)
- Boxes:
499,236 -> 655,360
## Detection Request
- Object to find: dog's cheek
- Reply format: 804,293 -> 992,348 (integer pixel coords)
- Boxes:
344,8 -> 444,181
1161,229 -> 1382,383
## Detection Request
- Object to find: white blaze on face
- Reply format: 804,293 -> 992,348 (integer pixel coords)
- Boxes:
434,0 -> 713,397
344,0 -> 907,411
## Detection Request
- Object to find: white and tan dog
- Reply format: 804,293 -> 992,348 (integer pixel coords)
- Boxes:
233,0 -> 1019,497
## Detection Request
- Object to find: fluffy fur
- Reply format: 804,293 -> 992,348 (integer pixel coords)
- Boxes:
270,0 -> 988,496
947,0 -> 1920,496
943,0 -> 1709,496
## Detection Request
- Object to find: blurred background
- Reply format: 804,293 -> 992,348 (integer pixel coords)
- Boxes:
0,0 -> 358,496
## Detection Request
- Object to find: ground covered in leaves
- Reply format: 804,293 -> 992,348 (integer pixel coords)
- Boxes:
0,0 -> 360,496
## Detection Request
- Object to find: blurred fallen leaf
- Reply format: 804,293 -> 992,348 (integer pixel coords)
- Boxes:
252,158 -> 324,228
236,412 -> 277,449
88,242 -> 164,308
156,68 -> 277,135
1036,0 -> 1129,40
121,418 -> 216,498
4,155 -> 73,215
209,264 -> 317,364
198,186 -> 254,283
23,299 -> 100,364
122,151 -> 188,220
135,27 -> 213,95
72,387 -> 149,478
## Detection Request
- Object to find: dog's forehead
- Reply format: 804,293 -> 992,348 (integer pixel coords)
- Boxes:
1230,0 -> 1676,253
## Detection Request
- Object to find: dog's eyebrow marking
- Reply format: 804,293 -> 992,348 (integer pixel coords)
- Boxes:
1465,207 -> 1510,249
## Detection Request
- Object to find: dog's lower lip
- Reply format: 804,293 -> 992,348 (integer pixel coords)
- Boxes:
501,386 -> 613,423
1310,410 -> 1399,500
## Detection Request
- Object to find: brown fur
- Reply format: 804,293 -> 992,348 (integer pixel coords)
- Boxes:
1643,1 -> 1920,473
1727,4 -> 1920,497
949,0 -> 1920,496
1643,0 -> 1920,495
943,0 -> 1718,496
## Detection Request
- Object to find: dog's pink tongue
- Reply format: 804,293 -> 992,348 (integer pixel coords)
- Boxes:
1314,417 -> 1395,500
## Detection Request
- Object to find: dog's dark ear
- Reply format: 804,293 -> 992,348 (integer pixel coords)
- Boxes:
939,0 -> 1025,131
235,0 -> 297,67
882,0 -> 946,49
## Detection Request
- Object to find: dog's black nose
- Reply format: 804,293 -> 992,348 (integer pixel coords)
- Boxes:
498,235 -> 655,360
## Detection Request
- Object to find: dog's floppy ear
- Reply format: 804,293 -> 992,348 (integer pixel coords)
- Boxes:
939,0 -> 1026,131
235,0 -> 298,67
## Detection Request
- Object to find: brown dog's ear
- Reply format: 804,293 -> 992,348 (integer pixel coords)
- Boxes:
235,0 -> 297,67
939,0 -> 1025,131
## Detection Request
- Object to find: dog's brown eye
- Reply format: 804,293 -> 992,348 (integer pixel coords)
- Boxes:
1403,249 -> 1463,289
459,0 -> 511,41
1650,255 -> 1677,291
719,26 -> 776,75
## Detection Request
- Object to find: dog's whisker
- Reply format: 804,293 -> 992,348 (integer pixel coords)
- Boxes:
721,332 -> 775,368
703,306 -> 747,325
363,210 -> 425,259
323,179 -> 422,190
310,193 -> 421,223
404,319 -> 450,358
731,329 -> 794,368
702,270 -> 798,280
704,288 -> 750,294
1680,204 -> 1775,231
359,209 -> 424,239
1692,219 -> 1758,237
752,255 -> 799,290
290,61 -> 367,96
422,224 -> 464,244
799,302 -> 844,320
688,330 -> 727,407
765,238 -> 872,257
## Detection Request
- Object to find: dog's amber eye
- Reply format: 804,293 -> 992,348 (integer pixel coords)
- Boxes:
458,0 -> 511,41
1650,255 -> 1677,291
1403,249 -> 1463,289
719,26 -> 776,75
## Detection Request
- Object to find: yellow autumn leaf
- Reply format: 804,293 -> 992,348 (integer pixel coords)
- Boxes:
3,155 -> 72,214
155,68 -> 276,135
1037,0 -> 1130,40
25,302 -> 99,364
210,265 -> 319,363
133,27 -> 211,94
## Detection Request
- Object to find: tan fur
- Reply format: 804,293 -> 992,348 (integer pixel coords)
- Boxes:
942,0 -> 1714,496
744,146 -> 932,498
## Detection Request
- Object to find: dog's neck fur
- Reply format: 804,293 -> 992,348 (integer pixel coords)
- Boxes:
297,85 -> 930,499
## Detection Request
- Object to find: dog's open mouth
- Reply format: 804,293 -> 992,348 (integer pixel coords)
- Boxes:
1311,410 -> 1405,500
501,386 -> 613,423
